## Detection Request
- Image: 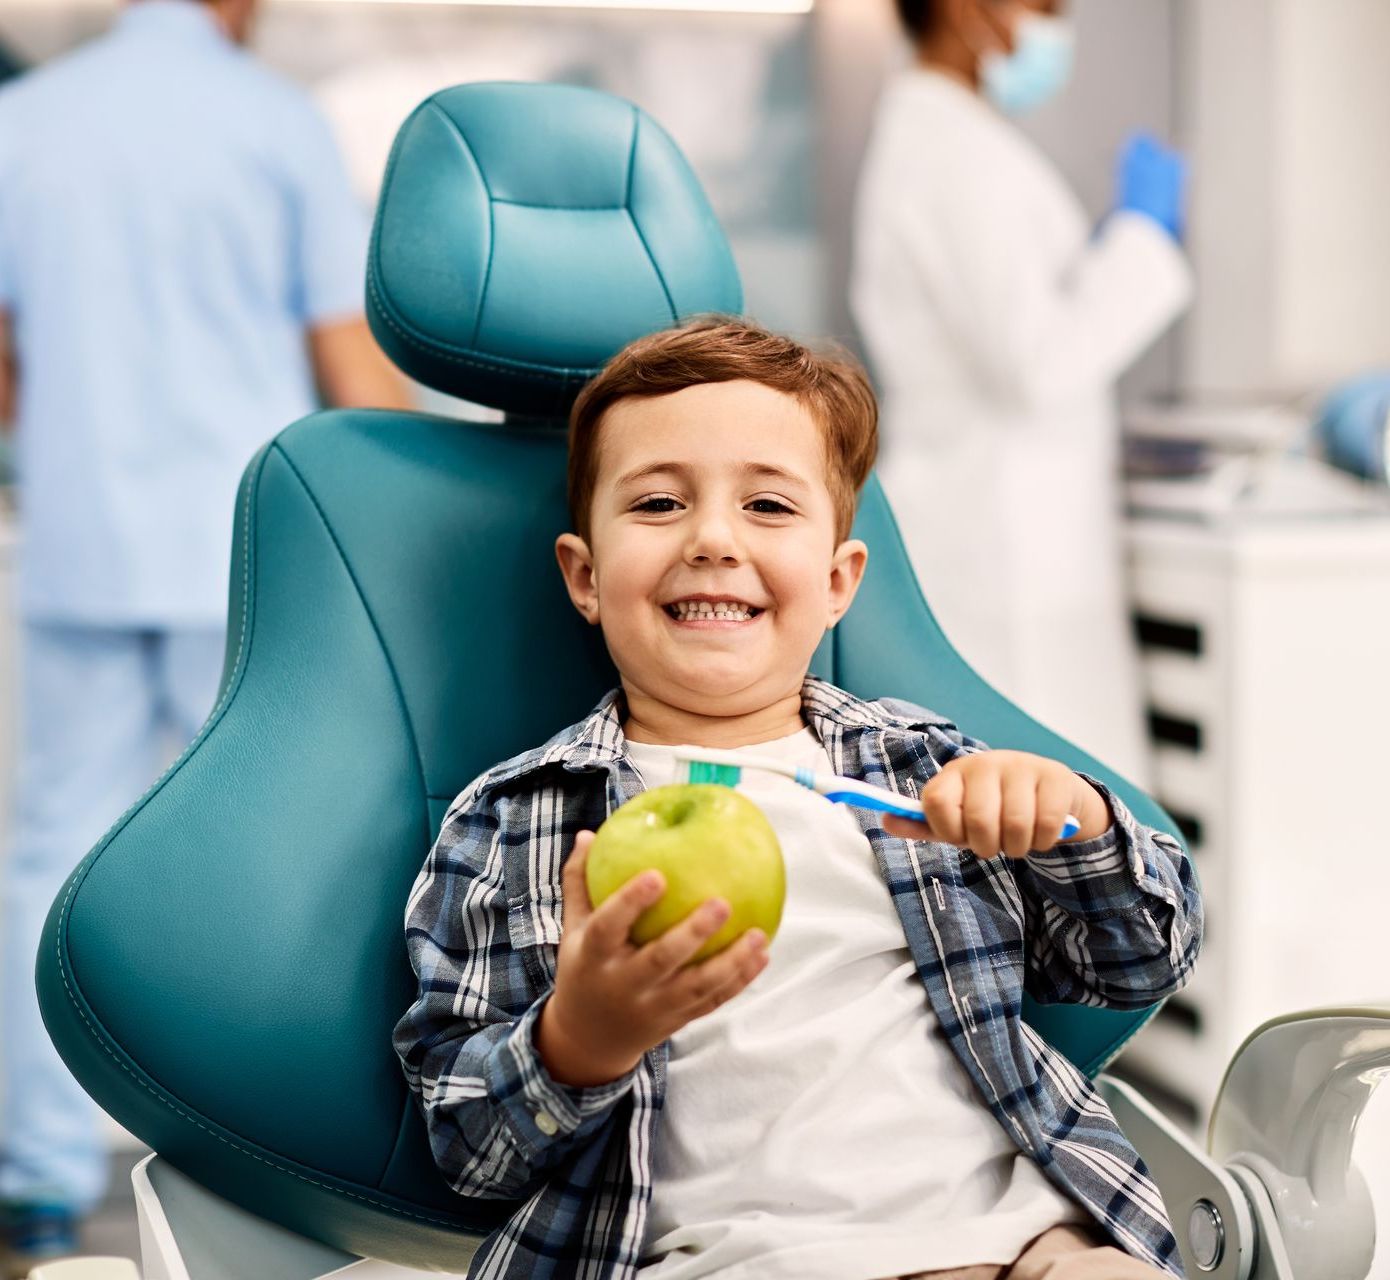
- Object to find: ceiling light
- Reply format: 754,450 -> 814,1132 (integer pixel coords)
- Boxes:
279,0 -> 811,11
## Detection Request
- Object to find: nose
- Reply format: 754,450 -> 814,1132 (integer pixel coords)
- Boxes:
684,506 -> 743,565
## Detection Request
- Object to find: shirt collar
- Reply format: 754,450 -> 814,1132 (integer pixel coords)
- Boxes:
117,0 -> 228,45
479,674 -> 953,794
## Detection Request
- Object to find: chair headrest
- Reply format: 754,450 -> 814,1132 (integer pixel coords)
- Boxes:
367,82 -> 743,418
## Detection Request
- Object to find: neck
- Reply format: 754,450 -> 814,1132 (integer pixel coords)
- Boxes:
208,3 -> 241,44
916,29 -> 981,91
132,0 -> 238,41
621,682 -> 806,749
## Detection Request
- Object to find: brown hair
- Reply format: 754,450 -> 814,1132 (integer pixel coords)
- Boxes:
567,316 -> 878,544
894,0 -> 939,38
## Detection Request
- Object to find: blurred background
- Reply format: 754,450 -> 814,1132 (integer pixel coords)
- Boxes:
1,0 -> 1389,1274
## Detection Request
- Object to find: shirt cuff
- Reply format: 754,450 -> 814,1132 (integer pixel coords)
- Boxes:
1023,773 -> 1180,917
485,996 -> 637,1162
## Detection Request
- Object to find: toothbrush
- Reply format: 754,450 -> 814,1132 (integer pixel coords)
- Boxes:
673,749 -> 1081,841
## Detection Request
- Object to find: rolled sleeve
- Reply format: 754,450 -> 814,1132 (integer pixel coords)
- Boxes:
885,172 -> 1192,413
1022,774 -> 1173,918
288,107 -> 370,325
486,997 -> 638,1165
1019,774 -> 1203,1008
395,778 -> 638,1201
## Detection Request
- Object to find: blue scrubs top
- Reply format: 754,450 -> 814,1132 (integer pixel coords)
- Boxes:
0,1 -> 369,625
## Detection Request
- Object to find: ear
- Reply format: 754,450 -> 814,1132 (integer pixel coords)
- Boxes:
827,538 -> 869,628
555,532 -> 601,625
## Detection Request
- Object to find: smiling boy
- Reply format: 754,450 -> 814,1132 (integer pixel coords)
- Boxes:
395,318 -> 1202,1280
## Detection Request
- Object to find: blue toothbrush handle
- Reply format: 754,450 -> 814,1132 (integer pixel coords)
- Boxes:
822,789 -> 1081,841
823,788 -> 927,822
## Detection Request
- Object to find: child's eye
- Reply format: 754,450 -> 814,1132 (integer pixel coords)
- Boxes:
633,496 -> 681,514
748,498 -> 794,515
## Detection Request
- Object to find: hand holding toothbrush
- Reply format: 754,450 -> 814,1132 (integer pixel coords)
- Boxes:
880,751 -> 1113,858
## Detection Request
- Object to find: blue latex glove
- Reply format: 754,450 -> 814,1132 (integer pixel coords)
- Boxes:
1115,131 -> 1189,241
1317,370 -> 1390,482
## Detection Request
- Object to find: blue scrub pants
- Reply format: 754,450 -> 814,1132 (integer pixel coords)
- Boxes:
0,622 -> 224,1213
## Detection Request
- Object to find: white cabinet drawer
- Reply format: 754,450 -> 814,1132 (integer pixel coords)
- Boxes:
1128,561 -> 1223,639
1137,649 -> 1224,725
1150,743 -> 1220,818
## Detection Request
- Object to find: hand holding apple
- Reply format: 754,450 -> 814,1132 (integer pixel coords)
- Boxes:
880,750 -> 1112,857
536,827 -> 772,1088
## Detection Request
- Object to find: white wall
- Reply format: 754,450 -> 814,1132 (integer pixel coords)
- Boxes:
1276,0 -> 1390,387
1177,0 -> 1390,397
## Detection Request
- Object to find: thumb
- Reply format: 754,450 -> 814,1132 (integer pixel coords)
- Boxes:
882,812 -> 930,842
561,831 -> 596,931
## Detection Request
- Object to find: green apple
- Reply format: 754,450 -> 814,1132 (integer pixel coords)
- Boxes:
586,783 -> 785,963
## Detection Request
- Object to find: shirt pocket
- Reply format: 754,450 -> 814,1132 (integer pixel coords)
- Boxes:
495,799 -> 565,989
509,906 -> 560,992
505,881 -> 560,992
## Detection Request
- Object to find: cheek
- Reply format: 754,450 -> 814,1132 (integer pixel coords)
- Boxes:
767,554 -> 833,616
596,544 -> 664,608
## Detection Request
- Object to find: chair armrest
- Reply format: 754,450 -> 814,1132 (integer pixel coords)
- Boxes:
1208,1004 -> 1390,1280
1097,1074 -> 1258,1279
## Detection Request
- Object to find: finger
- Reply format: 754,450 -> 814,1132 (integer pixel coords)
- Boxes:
921,767 -> 967,846
636,896 -> 732,982
1033,772 -> 1074,850
671,929 -> 769,1018
560,832 -> 596,932
584,866 -> 667,956
960,768 -> 1002,858
999,770 -> 1037,859
685,943 -> 771,1021
882,812 -> 929,842
1067,777 -> 1110,840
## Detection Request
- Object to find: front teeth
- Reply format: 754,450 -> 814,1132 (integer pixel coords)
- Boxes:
670,600 -> 757,622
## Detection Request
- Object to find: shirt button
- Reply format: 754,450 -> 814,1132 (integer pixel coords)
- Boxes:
534,1110 -> 560,1136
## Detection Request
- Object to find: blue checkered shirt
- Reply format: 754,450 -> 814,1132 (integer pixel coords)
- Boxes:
394,676 -> 1202,1278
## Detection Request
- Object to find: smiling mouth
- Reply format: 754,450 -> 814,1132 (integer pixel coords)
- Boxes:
663,600 -> 765,625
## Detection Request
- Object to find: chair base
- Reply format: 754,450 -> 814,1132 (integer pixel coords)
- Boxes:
131,1156 -> 472,1280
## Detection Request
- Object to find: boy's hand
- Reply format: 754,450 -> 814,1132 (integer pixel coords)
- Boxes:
880,751 -> 1112,858
536,831 -> 770,1088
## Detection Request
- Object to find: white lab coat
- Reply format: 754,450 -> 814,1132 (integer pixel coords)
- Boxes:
850,69 -> 1192,785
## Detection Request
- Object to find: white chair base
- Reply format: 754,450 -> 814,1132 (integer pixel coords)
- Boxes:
130,1155 -> 473,1280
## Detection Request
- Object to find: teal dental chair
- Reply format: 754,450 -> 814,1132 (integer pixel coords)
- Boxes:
32,82 -> 1390,1280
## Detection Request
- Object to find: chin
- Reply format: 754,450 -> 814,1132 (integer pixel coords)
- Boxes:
670,664 -> 782,705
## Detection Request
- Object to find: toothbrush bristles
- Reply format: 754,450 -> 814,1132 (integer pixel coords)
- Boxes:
685,761 -> 742,787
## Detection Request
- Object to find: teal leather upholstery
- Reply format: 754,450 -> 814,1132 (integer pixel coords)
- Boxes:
368,82 -> 742,413
36,83 -> 1180,1270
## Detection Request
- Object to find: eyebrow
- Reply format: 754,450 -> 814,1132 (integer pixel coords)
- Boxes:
613,461 -> 811,491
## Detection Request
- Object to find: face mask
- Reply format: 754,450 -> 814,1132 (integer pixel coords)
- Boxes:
980,12 -> 1075,116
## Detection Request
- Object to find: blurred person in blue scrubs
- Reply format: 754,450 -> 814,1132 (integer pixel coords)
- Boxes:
0,0 -> 409,1270
851,0 -> 1191,785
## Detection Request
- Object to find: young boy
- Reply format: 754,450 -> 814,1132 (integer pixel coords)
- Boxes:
394,318 -> 1202,1280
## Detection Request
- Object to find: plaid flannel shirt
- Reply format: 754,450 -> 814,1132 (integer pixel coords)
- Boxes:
395,675 -> 1202,1279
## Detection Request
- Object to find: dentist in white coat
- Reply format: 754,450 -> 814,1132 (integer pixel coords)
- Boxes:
851,0 -> 1192,784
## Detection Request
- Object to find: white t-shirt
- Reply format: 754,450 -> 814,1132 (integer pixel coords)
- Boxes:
626,726 -> 1085,1280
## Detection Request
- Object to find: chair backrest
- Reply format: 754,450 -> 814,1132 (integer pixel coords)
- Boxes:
36,83 -> 1178,1269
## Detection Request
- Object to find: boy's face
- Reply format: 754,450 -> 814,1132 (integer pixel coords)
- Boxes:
555,380 -> 868,736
